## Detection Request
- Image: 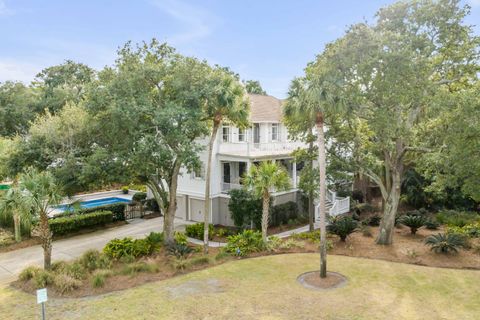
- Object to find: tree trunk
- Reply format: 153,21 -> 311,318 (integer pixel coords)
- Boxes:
308,140 -> 314,232
315,113 -> 327,278
13,212 -> 21,242
308,191 -> 314,232
261,193 -> 270,243
39,212 -> 52,270
164,162 -> 181,244
376,168 -> 401,245
203,119 -> 221,254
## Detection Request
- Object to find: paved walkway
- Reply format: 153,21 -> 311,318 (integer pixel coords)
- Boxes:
0,217 -> 189,286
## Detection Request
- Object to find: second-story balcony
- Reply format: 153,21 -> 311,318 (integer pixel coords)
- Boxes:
218,141 -> 306,158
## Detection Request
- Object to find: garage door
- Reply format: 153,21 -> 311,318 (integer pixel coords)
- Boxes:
176,195 -> 186,219
190,198 -> 205,222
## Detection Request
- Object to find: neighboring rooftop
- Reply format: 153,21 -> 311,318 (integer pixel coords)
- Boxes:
248,94 -> 283,123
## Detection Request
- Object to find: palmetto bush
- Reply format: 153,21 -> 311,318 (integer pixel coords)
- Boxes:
327,216 -> 358,241
425,233 -> 467,254
400,215 -> 427,235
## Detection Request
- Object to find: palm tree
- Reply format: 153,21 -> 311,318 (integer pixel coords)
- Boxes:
0,185 -> 32,242
243,161 -> 290,242
284,73 -> 343,278
201,69 -> 249,254
19,168 -> 63,269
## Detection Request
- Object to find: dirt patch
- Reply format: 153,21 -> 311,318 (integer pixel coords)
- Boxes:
297,271 -> 347,290
326,225 -> 480,270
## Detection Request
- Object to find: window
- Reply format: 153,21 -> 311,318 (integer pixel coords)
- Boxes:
238,128 -> 245,142
271,123 -> 279,141
222,126 -> 230,142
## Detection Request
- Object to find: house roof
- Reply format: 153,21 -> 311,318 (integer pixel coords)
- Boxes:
248,93 -> 283,123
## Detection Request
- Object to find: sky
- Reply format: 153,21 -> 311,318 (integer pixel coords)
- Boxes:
1,0 -> 479,98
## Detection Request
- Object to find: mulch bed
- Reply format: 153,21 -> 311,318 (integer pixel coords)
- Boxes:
297,271 -> 347,290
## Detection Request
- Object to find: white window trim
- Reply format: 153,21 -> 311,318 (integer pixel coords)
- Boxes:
271,123 -> 279,142
222,125 -> 230,142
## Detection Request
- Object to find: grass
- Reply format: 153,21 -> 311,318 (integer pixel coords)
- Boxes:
1,254 -> 479,319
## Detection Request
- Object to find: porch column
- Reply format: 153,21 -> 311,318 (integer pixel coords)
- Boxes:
292,161 -> 297,189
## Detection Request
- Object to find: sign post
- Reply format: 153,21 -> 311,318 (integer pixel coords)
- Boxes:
36,288 -> 47,320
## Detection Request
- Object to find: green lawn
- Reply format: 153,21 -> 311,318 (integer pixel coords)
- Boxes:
1,254 -> 479,320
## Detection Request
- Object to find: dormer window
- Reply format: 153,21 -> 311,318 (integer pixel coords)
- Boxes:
271,123 -> 279,141
222,126 -> 230,142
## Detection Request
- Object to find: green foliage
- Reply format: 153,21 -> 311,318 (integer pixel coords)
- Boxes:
425,219 -> 440,230
446,222 -> 480,238
185,223 -> 214,240
120,262 -> 160,276
361,215 -> 381,227
354,203 -> 376,215
145,232 -> 164,246
400,215 -> 427,235
132,192 -> 147,202
76,203 -> 126,221
166,243 -> 194,259
224,230 -> 264,256
122,186 -> 129,194
425,233 -> 467,254
435,210 -> 480,227
291,230 -> 321,243
103,237 -> 157,260
91,269 -> 113,288
270,201 -> 298,227
33,270 -> 54,288
228,189 -> 263,229
78,249 -> 111,272
188,256 -> 212,267
53,274 -> 82,294
244,80 -> 267,95
65,262 -> 87,280
174,232 -> 187,245
327,216 -> 358,241
49,211 -> 113,236
19,266 -> 41,281
279,238 -> 305,250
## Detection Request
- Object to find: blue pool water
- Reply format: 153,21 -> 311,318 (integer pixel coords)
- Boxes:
57,197 -> 131,212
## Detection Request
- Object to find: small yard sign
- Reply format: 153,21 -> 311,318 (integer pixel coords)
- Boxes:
36,288 -> 47,304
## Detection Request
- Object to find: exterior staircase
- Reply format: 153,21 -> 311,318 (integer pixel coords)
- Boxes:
314,189 -> 350,228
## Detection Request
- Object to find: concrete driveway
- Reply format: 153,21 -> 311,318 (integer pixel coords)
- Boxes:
0,217 -> 189,286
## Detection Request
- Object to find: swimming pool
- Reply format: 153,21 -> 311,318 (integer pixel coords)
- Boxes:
56,197 -> 131,212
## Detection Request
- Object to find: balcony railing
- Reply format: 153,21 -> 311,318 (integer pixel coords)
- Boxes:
218,141 -> 306,156
221,182 -> 242,193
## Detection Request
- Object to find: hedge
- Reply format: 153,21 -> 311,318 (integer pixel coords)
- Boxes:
50,211 -> 113,236
55,203 -> 127,221
270,201 -> 298,227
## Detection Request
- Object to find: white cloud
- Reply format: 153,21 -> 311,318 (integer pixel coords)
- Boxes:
149,0 -> 217,44
0,59 -> 42,83
468,0 -> 480,7
0,0 -> 13,16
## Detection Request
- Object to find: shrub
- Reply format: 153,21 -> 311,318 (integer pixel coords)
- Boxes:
65,262 -> 87,280
19,266 -> 40,281
228,189 -> 263,229
215,251 -> 230,261
132,192 -> 147,203
400,215 -> 427,235
171,257 -> 189,271
174,232 -> 188,245
425,219 -> 440,230
328,216 -> 358,241
53,274 -> 81,294
103,237 -> 155,260
362,215 -> 381,227
270,201 -> 298,227
33,270 -> 54,288
279,238 -> 304,249
435,210 -> 480,227
79,250 -> 111,271
425,233 -> 467,254
122,186 -> 129,194
446,222 -> 480,238
188,256 -> 211,267
50,211 -> 113,236
144,199 -> 160,212
79,203 -> 127,221
166,243 -> 193,259
91,269 -> 113,288
351,190 -> 364,203
224,230 -> 264,256
265,236 -> 282,252
291,230 -> 321,243
145,231 -> 163,246
354,203 -> 376,215
185,223 -> 214,240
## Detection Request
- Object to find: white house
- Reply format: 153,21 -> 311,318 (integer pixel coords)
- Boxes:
167,93 -> 349,226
